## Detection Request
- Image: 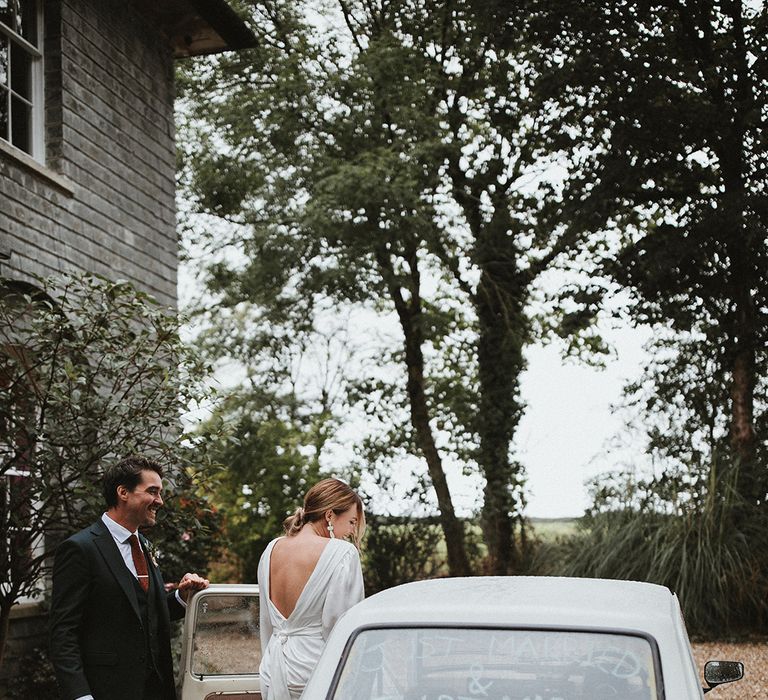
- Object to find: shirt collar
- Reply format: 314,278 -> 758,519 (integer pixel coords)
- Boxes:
102,512 -> 138,543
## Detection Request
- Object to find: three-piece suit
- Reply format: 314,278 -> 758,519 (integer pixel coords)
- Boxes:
49,518 -> 185,700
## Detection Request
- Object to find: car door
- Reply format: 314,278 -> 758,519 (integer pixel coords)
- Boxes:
179,583 -> 262,700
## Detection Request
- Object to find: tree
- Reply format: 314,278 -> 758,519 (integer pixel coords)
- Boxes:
180,269 -> 364,579
0,274 -> 219,670
422,0 -> 594,573
525,1 -> 768,632
178,0 -> 591,574
177,0 -> 474,574
534,0 -> 768,504
195,386 -> 326,582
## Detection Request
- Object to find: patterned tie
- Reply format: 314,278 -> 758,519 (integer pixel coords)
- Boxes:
128,534 -> 150,592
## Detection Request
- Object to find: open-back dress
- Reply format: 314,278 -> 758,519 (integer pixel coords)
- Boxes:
258,537 -> 364,700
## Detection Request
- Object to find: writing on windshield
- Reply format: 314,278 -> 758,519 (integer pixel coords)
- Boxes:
332,627 -> 660,700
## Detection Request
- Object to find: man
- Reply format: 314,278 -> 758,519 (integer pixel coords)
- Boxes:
49,455 -> 210,700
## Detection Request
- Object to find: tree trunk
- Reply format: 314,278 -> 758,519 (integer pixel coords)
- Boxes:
475,208 -> 527,574
729,299 -> 758,502
443,121 -> 530,574
476,284 -> 523,574
0,598 -> 11,675
376,245 -> 472,577
719,73 -> 759,502
405,344 -> 472,577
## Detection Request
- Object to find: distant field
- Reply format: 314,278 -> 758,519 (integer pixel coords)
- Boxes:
528,517 -> 579,541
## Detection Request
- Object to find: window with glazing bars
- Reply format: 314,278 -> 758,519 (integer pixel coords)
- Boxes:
0,0 -> 43,159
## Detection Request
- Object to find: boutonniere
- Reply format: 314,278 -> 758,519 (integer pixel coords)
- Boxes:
145,540 -> 160,568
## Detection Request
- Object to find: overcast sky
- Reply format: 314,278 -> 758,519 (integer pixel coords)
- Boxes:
517,324 -> 652,518
180,253 -> 655,521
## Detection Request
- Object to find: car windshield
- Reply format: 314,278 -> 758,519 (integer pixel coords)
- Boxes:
331,627 -> 660,700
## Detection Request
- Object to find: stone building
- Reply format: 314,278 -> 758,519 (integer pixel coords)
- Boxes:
0,0 -> 254,691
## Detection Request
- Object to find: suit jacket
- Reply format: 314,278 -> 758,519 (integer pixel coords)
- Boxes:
49,519 -> 186,700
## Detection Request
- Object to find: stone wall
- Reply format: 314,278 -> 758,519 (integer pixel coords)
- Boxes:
0,0 -> 178,307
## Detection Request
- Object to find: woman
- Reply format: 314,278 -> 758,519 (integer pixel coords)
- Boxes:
258,478 -> 365,700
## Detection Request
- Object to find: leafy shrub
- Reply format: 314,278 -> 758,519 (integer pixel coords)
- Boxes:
362,514 -> 445,594
6,646 -> 58,699
546,464 -> 768,636
0,274 -> 221,669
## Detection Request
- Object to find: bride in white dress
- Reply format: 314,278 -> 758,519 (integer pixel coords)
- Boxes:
258,478 -> 365,700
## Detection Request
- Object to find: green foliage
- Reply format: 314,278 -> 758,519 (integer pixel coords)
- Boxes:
194,387 -> 328,582
177,0 -> 599,575
621,330 -> 767,484
6,646 -> 57,699
150,465 -> 226,582
177,0 -> 768,583
0,274 -> 220,666
362,514 -> 445,595
544,465 -> 768,636
535,0 -> 768,501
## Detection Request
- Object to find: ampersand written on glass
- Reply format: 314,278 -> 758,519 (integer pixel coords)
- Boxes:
467,663 -> 493,697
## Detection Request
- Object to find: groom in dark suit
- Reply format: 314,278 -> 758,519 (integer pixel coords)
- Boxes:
49,455 -> 209,700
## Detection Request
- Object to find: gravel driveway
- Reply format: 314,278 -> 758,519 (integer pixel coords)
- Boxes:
693,642 -> 768,698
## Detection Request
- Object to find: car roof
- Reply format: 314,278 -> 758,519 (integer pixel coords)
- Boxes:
342,576 -> 679,632
304,576 -> 704,699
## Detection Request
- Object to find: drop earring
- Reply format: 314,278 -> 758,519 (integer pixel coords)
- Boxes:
327,520 -> 335,539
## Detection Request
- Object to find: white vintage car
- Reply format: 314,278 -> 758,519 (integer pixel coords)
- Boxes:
179,577 -> 743,700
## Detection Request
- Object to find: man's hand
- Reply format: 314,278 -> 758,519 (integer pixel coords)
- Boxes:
177,572 -> 210,602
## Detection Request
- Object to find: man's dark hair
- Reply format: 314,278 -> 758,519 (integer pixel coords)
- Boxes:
103,455 -> 164,507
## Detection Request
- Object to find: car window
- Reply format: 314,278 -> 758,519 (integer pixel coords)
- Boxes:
190,594 -> 261,676
331,627 -> 660,700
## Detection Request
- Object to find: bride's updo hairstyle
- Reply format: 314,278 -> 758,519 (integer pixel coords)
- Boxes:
283,478 -> 366,547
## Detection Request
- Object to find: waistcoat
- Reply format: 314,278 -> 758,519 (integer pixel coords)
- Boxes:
131,566 -> 164,679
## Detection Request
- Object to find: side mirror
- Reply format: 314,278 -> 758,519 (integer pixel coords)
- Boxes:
703,660 -> 744,693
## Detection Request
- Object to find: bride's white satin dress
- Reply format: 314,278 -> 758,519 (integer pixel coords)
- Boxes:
258,537 -> 364,700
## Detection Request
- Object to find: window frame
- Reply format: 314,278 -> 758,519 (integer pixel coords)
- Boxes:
0,467 -> 43,605
328,623 -> 666,700
0,0 -> 44,162
0,333 -> 43,605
